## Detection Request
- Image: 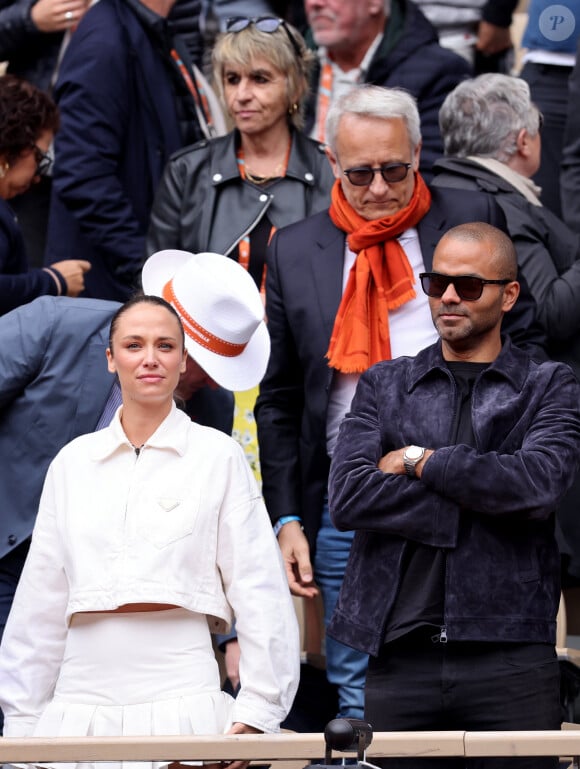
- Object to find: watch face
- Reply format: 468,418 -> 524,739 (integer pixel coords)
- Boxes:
406,445 -> 423,461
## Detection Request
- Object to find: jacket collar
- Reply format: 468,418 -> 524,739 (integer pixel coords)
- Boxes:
286,131 -> 326,187
433,156 -> 524,195
434,156 -> 543,206
367,0 -> 437,80
208,130 -> 324,188
90,401 -> 190,460
123,0 -> 166,38
308,212 -> 348,340
407,336 -> 530,393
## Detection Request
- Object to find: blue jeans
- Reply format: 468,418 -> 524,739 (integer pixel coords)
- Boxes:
314,502 -> 367,719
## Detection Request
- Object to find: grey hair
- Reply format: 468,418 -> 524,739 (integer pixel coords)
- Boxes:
325,84 -> 421,155
439,74 -> 542,163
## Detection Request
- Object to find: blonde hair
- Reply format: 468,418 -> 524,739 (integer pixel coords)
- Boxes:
212,20 -> 314,130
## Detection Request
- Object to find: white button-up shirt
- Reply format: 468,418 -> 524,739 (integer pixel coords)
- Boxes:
0,404 -> 299,736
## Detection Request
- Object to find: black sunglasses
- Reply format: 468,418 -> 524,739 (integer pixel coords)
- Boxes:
343,162 -> 412,187
225,16 -> 302,58
33,145 -> 52,177
419,272 -> 511,301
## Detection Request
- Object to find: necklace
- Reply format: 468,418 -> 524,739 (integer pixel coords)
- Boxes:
235,137 -> 292,294
237,140 -> 292,187
242,165 -> 282,186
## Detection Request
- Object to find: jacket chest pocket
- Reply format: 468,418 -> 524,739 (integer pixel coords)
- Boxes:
137,489 -> 200,549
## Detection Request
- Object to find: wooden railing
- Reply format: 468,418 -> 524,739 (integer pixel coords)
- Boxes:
2,730 -> 580,766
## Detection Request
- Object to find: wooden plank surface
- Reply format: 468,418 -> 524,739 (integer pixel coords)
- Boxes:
3,730 -> 580,764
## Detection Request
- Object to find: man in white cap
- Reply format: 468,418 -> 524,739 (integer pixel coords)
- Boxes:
0,249 -> 269,732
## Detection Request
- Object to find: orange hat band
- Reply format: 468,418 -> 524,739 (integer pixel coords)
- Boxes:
163,280 -> 247,358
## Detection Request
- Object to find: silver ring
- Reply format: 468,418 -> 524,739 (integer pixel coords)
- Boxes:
65,10 -> 73,20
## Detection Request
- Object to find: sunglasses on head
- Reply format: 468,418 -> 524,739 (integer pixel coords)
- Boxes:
225,16 -> 302,58
33,145 -> 52,177
419,272 -> 511,301
343,162 -> 412,186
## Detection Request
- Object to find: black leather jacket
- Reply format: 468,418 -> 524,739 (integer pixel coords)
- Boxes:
148,129 -> 335,258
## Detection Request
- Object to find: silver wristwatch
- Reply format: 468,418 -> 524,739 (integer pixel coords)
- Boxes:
403,445 -> 425,477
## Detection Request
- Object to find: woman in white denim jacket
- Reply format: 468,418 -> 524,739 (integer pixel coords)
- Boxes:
0,253 -> 300,769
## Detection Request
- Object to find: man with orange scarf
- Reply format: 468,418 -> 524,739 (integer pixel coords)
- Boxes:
255,84 -> 546,719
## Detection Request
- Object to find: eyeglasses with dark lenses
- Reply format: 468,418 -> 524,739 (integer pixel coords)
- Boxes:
419,272 -> 511,301
225,16 -> 302,58
33,145 -> 53,177
343,162 -> 412,186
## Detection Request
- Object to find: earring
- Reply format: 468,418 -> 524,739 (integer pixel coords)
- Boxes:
288,103 -> 298,115
0,163 -> 9,178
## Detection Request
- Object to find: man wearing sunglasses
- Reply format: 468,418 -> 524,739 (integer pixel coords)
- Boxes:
256,84 -> 547,720
327,222 -> 580,767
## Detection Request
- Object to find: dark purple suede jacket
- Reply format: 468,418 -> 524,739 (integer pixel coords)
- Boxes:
328,338 -> 580,657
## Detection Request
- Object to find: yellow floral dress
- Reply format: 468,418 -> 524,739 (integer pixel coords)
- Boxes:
232,386 -> 261,488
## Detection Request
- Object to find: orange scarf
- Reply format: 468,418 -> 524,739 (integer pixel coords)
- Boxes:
326,174 -> 432,373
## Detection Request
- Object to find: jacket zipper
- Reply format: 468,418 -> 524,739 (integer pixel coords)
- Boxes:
437,369 -> 458,647
431,626 -> 448,643
225,194 -> 273,257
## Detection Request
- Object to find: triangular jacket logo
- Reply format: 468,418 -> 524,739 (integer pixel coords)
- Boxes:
158,498 -> 180,511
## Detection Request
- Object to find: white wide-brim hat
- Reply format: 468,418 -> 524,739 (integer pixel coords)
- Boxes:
142,250 -> 270,392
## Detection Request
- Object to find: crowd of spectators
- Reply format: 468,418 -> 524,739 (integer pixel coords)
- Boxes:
1,0 -> 580,762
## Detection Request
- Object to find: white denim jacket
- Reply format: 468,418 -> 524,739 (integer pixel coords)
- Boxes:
0,404 -> 299,736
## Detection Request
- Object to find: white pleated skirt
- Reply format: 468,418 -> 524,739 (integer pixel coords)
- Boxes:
24,608 -> 235,769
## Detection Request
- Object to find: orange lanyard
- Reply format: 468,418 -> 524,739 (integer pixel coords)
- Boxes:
236,141 -> 291,295
238,233 -> 272,297
170,49 -> 213,132
316,62 -> 333,143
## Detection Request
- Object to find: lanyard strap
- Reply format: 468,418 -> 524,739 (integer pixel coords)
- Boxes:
316,62 -> 333,143
235,141 -> 291,296
170,48 -> 214,133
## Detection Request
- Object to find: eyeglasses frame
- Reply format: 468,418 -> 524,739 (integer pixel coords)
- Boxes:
33,145 -> 53,177
342,162 -> 412,187
225,16 -> 302,59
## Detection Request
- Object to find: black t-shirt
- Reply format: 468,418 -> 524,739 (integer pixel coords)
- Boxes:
233,211 -> 272,290
383,360 -> 489,644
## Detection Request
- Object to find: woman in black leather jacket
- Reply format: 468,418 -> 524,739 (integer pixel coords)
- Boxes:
147,16 -> 334,295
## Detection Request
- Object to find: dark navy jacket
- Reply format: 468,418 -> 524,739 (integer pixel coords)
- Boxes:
0,0 -> 203,91
328,339 -> 580,656
0,198 -> 62,315
44,0 -> 194,301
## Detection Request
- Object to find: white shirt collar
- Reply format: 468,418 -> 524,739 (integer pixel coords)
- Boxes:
91,401 -> 190,460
